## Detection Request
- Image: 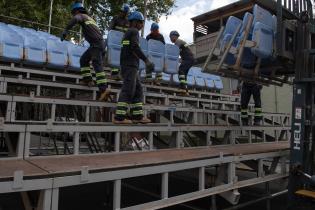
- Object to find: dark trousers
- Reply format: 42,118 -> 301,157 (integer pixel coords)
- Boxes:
80,41 -> 107,91
241,83 -> 262,122
178,59 -> 194,89
115,66 -> 144,121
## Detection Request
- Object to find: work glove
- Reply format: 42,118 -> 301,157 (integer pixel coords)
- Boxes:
60,31 -> 67,41
145,60 -> 155,74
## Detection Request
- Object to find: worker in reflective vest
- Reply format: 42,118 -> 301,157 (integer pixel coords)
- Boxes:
113,11 -> 154,124
240,82 -> 263,126
169,31 -> 195,96
61,1 -> 110,101
145,23 -> 166,85
109,4 -> 130,80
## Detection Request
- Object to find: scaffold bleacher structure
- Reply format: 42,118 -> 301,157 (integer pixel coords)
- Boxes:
0,5 -> 291,210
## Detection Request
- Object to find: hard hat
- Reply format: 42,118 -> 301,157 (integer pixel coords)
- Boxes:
151,23 -> 159,31
128,11 -> 145,22
169,30 -> 180,37
71,2 -> 84,12
121,4 -> 130,13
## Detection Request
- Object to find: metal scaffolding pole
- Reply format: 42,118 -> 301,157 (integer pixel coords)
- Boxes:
48,0 -> 54,33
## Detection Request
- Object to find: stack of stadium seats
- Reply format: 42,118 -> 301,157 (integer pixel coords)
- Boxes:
251,4 -> 275,59
8,24 -> 47,66
148,39 -> 165,77
164,44 -> 179,74
219,4 -> 276,67
0,24 -> 24,62
220,16 -> 243,65
0,22 -> 87,70
107,30 -> 124,71
66,41 -> 88,71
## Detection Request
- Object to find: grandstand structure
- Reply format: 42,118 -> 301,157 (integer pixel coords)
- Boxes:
0,1 -> 295,210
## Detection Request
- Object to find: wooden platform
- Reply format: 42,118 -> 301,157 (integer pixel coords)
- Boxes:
295,190 -> 315,200
0,142 -> 289,180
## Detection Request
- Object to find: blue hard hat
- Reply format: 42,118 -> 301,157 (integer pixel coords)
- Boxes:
151,23 -> 159,31
169,30 -> 180,37
121,4 -> 130,13
128,11 -> 145,22
71,2 -> 84,11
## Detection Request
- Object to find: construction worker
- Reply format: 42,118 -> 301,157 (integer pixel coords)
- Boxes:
109,4 -> 130,80
169,31 -> 194,96
240,82 -> 263,126
113,11 -> 155,124
61,1 -> 110,101
145,23 -> 165,85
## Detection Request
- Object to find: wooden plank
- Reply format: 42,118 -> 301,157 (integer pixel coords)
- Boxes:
295,190 -> 315,199
27,142 -> 289,176
0,159 -> 47,180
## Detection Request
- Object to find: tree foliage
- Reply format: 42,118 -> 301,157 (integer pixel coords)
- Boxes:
0,0 -> 175,37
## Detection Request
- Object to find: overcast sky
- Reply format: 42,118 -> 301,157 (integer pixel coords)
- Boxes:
143,0 -> 238,43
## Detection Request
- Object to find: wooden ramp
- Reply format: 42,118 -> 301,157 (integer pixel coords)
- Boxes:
0,142 -> 289,180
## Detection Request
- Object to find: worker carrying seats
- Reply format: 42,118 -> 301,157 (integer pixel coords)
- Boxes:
61,1 -> 110,101
240,82 -> 263,126
169,31 -> 195,96
109,4 -> 130,80
113,11 -> 155,124
145,22 -> 165,85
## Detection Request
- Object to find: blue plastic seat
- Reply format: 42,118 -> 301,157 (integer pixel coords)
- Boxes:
37,30 -> 59,40
161,72 -> 171,84
253,4 -> 274,29
191,67 -> 205,88
251,22 -> 273,59
148,39 -> 165,73
240,12 -> 254,33
204,74 -> 215,89
238,12 -> 256,67
172,74 -> 179,84
212,75 -> 224,90
139,37 -> 148,71
107,30 -> 124,68
7,24 -> 23,33
187,70 -> 196,87
272,15 -> 277,36
220,16 -> 242,65
250,5 -> 274,59
0,22 -> 7,27
173,68 -> 197,87
21,31 -> 47,65
67,42 -> 88,71
164,44 -> 179,74
0,26 -> 24,62
46,39 -> 68,69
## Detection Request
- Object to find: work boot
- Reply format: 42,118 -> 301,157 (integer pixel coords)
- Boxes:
98,89 -> 111,101
132,117 -> 151,124
177,88 -> 189,96
113,118 -> 133,124
79,79 -> 95,87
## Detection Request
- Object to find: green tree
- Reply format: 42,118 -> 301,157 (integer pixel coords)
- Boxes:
0,0 -> 74,35
87,0 -> 176,33
0,0 -> 175,38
